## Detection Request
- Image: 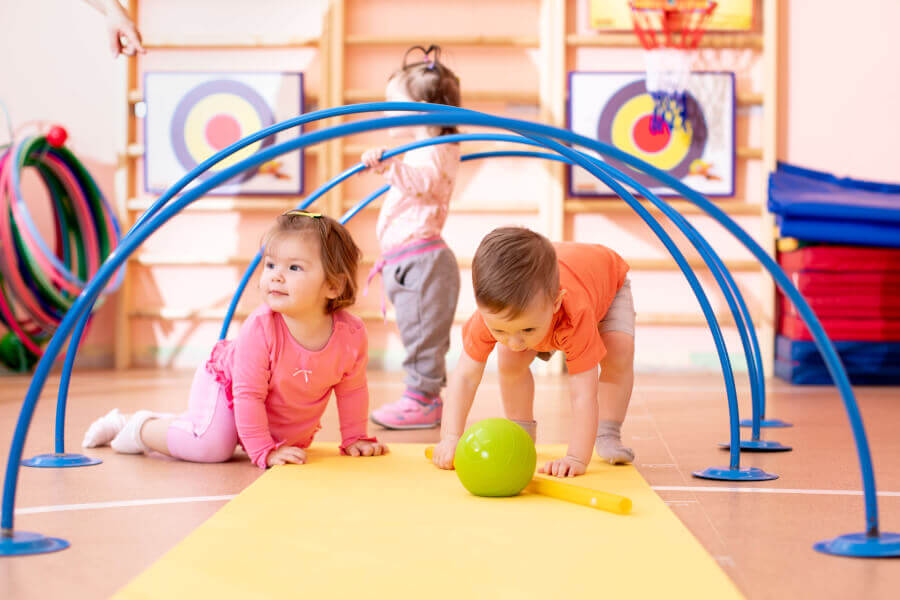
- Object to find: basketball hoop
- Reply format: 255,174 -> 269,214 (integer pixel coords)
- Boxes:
629,1 -> 717,132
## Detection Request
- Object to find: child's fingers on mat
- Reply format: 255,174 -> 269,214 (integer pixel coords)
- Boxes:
284,448 -> 307,463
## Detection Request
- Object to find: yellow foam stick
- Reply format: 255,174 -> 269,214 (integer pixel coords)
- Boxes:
526,477 -> 632,515
425,446 -> 632,515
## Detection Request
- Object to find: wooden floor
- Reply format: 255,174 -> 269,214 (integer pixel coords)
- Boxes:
1,369 -> 899,599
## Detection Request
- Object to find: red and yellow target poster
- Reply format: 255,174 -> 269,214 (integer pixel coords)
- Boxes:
568,71 -> 734,197
143,72 -> 304,196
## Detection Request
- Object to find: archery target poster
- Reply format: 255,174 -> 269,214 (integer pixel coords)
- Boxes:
568,71 -> 735,197
144,72 -> 304,195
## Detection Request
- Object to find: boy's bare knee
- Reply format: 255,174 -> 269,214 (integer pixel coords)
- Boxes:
600,332 -> 634,375
600,351 -> 633,378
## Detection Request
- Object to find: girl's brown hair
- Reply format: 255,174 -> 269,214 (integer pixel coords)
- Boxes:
391,45 -> 461,136
261,211 -> 361,313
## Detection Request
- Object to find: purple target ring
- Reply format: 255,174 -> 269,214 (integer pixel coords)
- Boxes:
596,80 -> 707,188
170,79 -> 277,184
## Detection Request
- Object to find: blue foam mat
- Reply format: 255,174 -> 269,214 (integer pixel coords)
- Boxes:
776,216 -> 900,249
774,359 -> 900,385
776,335 -> 900,367
768,163 -> 900,247
775,335 -> 900,385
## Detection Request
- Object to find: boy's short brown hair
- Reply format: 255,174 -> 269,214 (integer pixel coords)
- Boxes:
472,227 -> 559,318
261,211 -> 361,313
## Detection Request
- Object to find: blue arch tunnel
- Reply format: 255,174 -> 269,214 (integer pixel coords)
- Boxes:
2,103 -> 897,559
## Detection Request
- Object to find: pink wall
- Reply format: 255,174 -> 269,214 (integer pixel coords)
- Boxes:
779,1 -> 900,181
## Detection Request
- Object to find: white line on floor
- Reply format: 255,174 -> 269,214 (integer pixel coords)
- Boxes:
652,486 -> 900,497
14,485 -> 900,516
632,384 -> 856,395
15,494 -> 236,515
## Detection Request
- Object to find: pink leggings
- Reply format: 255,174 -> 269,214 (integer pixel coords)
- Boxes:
166,364 -> 239,463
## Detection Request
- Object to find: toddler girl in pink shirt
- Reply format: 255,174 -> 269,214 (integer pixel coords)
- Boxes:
83,211 -> 387,467
362,45 -> 462,430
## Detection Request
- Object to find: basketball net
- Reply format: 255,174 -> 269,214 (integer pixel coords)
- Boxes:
644,48 -> 693,133
629,1 -> 717,133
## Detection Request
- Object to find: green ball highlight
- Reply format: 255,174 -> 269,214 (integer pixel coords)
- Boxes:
454,418 -> 537,497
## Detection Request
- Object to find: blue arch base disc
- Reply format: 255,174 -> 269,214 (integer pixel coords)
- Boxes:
718,440 -> 793,452
0,531 -> 70,556
813,532 -> 900,558
21,453 -> 102,468
692,466 -> 778,481
741,418 -> 793,428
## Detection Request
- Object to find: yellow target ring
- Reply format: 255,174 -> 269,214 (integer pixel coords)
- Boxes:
610,95 -> 693,170
183,94 -> 263,169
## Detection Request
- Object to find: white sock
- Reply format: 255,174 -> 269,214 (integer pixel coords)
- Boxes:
82,408 -> 127,448
110,410 -> 173,454
595,420 -> 635,465
511,419 -> 537,442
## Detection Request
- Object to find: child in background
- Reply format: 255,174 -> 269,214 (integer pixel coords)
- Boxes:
84,211 -> 387,467
362,45 -> 462,430
432,227 -> 636,477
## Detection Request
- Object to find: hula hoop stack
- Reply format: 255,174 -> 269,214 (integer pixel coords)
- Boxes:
0,126 -> 122,372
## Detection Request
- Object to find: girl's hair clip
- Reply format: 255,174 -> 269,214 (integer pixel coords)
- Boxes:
284,209 -> 322,218
402,44 -> 440,71
424,44 -> 439,70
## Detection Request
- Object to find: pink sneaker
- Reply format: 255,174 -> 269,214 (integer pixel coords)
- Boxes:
370,394 -> 442,430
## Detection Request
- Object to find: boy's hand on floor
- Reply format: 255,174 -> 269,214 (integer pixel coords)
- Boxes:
432,437 -> 459,469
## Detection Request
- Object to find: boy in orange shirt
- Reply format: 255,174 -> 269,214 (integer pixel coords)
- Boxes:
431,227 -> 636,477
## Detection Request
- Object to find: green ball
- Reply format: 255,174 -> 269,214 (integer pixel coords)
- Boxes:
454,418 -> 537,497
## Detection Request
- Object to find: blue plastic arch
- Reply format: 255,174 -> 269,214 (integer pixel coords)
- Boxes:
2,104 -> 895,559
48,126 -> 770,466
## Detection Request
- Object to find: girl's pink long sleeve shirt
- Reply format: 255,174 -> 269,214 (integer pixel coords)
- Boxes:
207,305 -> 375,468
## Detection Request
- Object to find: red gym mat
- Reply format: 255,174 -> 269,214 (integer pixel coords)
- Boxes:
785,271 -> 900,294
778,293 -> 900,319
778,313 -> 900,342
778,245 -> 900,272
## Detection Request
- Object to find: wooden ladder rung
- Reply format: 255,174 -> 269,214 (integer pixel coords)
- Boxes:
565,200 -> 761,216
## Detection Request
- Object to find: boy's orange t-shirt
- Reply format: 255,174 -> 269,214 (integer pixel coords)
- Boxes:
463,242 -> 630,374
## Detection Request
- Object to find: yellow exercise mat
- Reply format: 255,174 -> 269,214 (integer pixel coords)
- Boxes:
115,444 -> 742,599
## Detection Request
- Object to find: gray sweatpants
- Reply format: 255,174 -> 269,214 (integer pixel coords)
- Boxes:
383,240 -> 460,398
